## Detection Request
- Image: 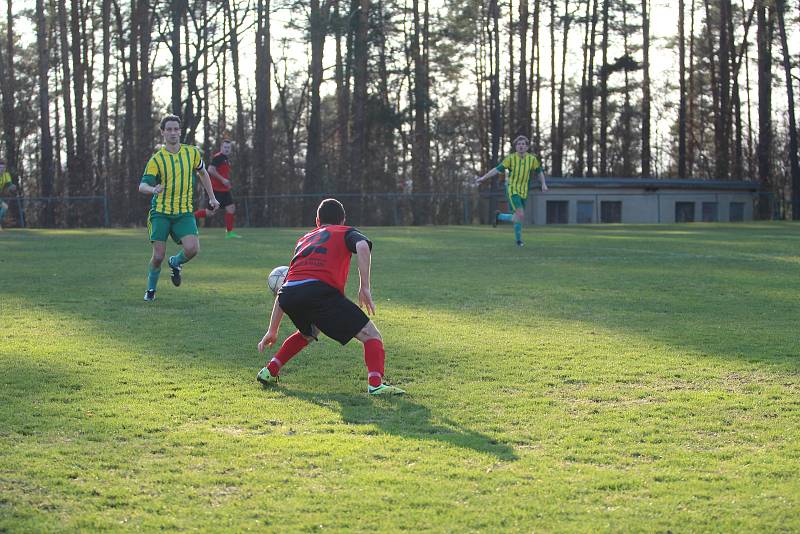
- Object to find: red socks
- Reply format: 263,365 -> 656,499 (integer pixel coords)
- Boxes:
266,334 -> 385,388
364,339 -> 385,387
267,332 -> 309,376
224,212 -> 235,232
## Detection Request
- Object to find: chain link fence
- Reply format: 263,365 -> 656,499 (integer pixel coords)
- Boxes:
0,190 -> 778,228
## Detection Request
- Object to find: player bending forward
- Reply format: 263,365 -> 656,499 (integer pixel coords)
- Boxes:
257,198 -> 405,396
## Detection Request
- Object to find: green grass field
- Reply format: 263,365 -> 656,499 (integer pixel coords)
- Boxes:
1,223 -> 799,532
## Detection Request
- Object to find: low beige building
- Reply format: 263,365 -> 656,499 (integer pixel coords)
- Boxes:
511,178 -> 761,224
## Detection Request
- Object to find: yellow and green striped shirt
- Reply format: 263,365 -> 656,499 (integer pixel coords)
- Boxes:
496,153 -> 542,199
0,171 -> 12,192
141,145 -> 205,215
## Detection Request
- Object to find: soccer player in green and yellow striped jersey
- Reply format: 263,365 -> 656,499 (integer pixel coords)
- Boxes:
476,135 -> 548,247
0,160 -> 17,230
138,115 -> 220,302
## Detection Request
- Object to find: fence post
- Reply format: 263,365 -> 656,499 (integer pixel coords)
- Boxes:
244,197 -> 250,227
16,196 -> 25,228
103,194 -> 110,227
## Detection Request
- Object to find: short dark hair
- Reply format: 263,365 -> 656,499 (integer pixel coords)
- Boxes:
317,198 -> 346,225
221,138 -> 233,145
160,115 -> 181,130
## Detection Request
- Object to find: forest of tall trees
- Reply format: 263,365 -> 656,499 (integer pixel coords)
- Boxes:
0,0 -> 798,226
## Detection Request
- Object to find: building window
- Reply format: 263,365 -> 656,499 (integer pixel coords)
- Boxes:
675,202 -> 695,222
730,202 -> 745,222
546,201 -> 568,224
702,202 -> 718,222
600,201 -> 622,223
576,201 -> 594,223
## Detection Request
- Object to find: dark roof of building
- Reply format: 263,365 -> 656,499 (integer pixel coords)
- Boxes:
545,177 -> 761,191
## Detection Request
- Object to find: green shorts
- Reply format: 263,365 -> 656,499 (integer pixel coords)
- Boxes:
147,211 -> 198,244
505,185 -> 527,211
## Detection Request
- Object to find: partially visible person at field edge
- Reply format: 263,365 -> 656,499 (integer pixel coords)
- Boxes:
257,198 -> 405,396
194,138 -> 241,239
138,114 -> 220,302
475,135 -> 548,247
0,160 -> 18,231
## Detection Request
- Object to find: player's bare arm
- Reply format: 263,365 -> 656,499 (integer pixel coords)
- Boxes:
475,167 -> 500,185
198,168 -> 220,210
537,170 -> 549,192
138,183 -> 163,195
259,298 -> 285,352
355,240 -> 375,315
208,165 -> 231,188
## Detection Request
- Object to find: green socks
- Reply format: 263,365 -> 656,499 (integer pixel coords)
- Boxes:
147,265 -> 161,291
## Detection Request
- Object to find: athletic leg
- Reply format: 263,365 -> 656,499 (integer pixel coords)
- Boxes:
355,322 -> 404,394
224,201 -> 242,238
513,207 -> 525,245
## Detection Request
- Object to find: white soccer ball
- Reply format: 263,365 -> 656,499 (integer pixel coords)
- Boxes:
267,265 -> 289,295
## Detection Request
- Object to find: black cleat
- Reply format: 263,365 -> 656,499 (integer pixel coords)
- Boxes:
516,240 -> 524,247
493,210 -> 500,228
168,256 -> 182,287
144,289 -> 156,302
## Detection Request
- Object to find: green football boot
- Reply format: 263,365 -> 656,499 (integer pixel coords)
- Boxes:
256,367 -> 278,386
368,384 -> 405,396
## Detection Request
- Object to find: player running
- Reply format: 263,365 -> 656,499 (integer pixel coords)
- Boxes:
138,115 -> 219,301
256,198 -> 405,396
193,138 -> 242,239
475,135 -> 548,247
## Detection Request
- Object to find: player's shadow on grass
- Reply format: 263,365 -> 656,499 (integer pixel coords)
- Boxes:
276,387 -> 518,461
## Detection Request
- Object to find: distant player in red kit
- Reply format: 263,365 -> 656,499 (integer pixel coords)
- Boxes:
257,198 -> 405,396
194,138 -> 242,239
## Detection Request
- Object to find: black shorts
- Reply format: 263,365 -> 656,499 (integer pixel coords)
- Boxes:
211,190 -> 235,209
277,281 -> 369,345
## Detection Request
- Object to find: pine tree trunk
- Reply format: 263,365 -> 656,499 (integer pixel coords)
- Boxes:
37,0 -> 55,225
549,0 -> 557,175
57,0 -> 75,197
254,0 -> 273,200
334,0 -> 350,193
516,0 -> 529,138
555,0 -> 571,177
0,0 -> 17,179
171,0 -> 183,116
717,0 -> 731,179
98,0 -> 111,218
641,0 -> 651,178
70,0 -> 87,195
350,0 -> 369,217
687,0 -> 696,177
576,0 -> 591,176
585,0 -> 598,177
776,0 -> 800,218
599,0 -> 609,176
532,0 -> 541,150
756,0 -> 773,210
411,0 -> 431,224
678,0 -> 687,178
305,0 -> 328,223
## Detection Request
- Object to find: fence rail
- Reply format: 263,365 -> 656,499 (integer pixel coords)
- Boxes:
0,190 -> 778,228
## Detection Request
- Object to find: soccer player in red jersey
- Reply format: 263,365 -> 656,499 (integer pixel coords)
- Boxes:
194,139 -> 242,239
256,198 -> 405,396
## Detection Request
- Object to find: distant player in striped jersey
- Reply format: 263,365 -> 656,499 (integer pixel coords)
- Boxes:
0,160 -> 17,230
475,135 -> 548,247
138,115 -> 220,302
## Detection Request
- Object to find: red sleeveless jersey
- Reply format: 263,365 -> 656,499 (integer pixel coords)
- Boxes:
285,225 -> 370,294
